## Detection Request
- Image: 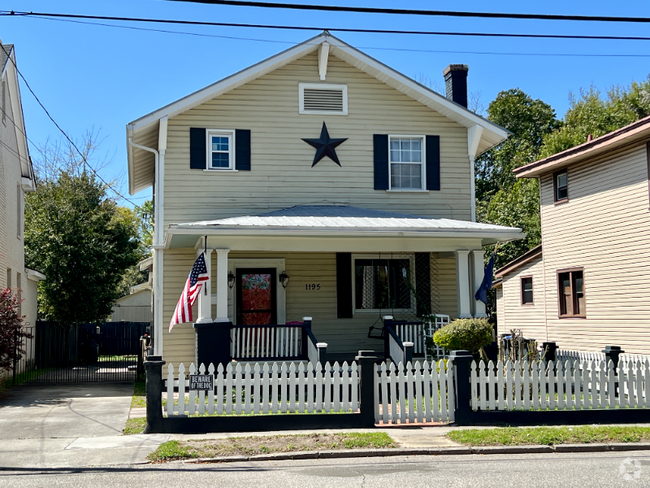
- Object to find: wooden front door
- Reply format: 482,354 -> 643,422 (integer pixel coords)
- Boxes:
236,268 -> 277,325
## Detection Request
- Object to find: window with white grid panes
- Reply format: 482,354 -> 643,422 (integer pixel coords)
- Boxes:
207,130 -> 235,170
389,136 -> 425,190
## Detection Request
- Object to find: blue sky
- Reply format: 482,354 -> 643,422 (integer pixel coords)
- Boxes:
3,1 -> 650,207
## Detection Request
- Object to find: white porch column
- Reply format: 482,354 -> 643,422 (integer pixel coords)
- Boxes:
196,249 -> 213,324
471,249 -> 487,318
456,250 -> 472,318
214,249 -> 230,323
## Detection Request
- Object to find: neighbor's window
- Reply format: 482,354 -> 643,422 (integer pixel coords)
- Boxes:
207,130 -> 235,170
521,276 -> 533,305
554,169 -> 568,202
389,136 -> 425,190
354,258 -> 412,310
558,269 -> 585,317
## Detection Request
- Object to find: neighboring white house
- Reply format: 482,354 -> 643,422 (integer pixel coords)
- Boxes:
496,115 -> 650,355
0,39 -> 40,380
126,32 -> 523,366
111,282 -> 153,324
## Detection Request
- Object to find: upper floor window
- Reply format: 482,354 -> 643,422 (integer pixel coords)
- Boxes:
558,268 -> 585,317
207,130 -> 235,170
389,136 -> 425,190
521,276 -> 533,305
554,169 -> 568,202
299,83 -> 348,115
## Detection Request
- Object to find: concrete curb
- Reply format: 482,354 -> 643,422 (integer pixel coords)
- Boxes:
171,442 -> 650,464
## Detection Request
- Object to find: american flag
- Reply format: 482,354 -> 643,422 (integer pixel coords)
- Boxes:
169,253 -> 209,332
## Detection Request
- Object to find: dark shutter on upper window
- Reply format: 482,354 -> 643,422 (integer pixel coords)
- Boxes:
190,128 -> 207,169
336,253 -> 353,318
235,129 -> 251,171
426,135 -> 440,191
373,134 -> 389,190
415,253 -> 431,316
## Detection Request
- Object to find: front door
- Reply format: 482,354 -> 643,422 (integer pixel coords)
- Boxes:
236,268 -> 277,325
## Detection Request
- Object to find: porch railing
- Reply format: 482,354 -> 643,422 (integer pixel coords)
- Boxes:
230,317 -> 323,362
383,316 -> 413,365
384,314 -> 450,360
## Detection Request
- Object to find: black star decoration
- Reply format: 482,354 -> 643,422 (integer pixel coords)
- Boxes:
302,122 -> 347,167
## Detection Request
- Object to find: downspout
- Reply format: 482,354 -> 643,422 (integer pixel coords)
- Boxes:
128,119 -> 166,357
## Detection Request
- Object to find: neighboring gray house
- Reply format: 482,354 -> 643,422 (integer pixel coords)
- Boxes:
111,282 -> 153,324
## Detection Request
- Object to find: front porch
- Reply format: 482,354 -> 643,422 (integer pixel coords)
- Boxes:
156,206 -> 523,366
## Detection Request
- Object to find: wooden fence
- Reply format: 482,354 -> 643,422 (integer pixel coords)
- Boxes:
374,360 -> 455,424
470,359 -> 650,412
165,361 -> 359,416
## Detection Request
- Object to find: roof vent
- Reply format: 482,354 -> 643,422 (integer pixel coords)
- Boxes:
299,83 -> 348,115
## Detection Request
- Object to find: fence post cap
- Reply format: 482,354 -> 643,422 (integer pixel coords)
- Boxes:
603,345 -> 624,353
403,342 -> 414,347
316,342 -> 328,348
302,316 -> 313,322
382,315 -> 393,321
448,350 -> 473,360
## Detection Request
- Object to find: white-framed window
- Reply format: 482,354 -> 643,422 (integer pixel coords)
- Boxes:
389,135 -> 426,190
299,83 -> 348,115
352,254 -> 415,313
206,130 -> 236,170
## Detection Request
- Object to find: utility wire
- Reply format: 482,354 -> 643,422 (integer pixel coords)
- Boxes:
26,14 -> 650,58
0,42 -> 138,206
163,0 -> 650,24
4,11 -> 650,42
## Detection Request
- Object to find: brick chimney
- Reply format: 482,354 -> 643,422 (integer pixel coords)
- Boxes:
443,64 -> 469,108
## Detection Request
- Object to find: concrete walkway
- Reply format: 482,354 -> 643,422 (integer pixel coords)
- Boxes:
0,382 -> 167,468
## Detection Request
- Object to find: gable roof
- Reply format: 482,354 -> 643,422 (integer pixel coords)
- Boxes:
494,244 -> 542,279
515,115 -> 650,178
127,31 -> 509,195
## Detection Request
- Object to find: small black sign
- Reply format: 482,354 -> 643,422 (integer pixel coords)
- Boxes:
189,374 -> 213,391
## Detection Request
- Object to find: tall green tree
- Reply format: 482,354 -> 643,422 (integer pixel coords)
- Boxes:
25,172 -> 141,323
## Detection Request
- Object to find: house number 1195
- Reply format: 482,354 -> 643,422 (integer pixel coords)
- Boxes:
305,284 -> 321,291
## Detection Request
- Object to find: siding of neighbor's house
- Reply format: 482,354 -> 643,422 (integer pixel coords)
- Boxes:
539,142 -> 650,355
496,256 -> 546,344
111,290 -> 153,323
162,249 -> 459,366
162,51 -> 472,226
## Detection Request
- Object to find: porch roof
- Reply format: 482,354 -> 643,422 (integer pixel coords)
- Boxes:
166,205 -> 524,248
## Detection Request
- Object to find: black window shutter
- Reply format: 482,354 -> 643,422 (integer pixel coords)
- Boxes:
336,253 -> 353,318
373,134 -> 389,190
415,253 -> 431,317
235,129 -> 251,171
190,128 -> 206,169
426,135 -> 440,191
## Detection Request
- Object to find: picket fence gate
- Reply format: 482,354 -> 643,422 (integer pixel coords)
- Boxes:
165,361 -> 359,416
470,359 -> 650,411
374,360 -> 455,424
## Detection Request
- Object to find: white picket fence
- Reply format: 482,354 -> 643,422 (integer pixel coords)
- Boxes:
470,359 -> 650,411
165,361 -> 359,416
374,360 -> 455,424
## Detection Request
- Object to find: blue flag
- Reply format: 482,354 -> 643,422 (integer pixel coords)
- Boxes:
474,252 -> 495,305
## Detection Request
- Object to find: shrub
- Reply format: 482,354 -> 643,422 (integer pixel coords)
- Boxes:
433,318 -> 492,354
0,288 -> 31,371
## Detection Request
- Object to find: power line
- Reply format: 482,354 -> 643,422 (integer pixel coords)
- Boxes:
0,43 -> 139,206
26,14 -> 650,58
4,11 -> 650,42
163,0 -> 650,24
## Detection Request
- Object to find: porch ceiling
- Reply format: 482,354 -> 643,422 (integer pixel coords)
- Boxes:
165,205 -> 524,250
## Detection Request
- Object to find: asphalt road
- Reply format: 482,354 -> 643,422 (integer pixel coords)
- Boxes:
2,451 -> 649,488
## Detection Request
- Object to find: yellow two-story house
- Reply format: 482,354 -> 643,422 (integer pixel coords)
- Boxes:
126,32 -> 522,366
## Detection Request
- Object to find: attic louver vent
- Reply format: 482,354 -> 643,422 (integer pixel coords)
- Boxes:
299,83 -> 348,115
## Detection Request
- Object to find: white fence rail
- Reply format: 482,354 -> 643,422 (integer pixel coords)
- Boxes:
393,323 -> 425,356
165,361 -> 359,416
374,360 -> 455,424
230,326 -> 303,360
470,359 -> 650,411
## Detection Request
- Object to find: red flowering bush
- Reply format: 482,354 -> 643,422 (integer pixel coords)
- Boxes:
0,288 -> 31,371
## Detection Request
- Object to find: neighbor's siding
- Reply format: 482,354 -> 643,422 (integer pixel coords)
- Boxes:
539,142 -> 650,355
162,51 -> 471,225
497,256 -> 546,343
162,250 -> 459,365
111,290 -> 153,323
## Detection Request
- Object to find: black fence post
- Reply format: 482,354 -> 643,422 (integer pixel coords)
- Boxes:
143,355 -> 166,434
302,316 -> 312,360
449,350 -> 474,426
356,350 -> 378,427
404,342 -> 414,364
382,316 -> 393,361
542,342 -> 557,363
604,345 -> 624,371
